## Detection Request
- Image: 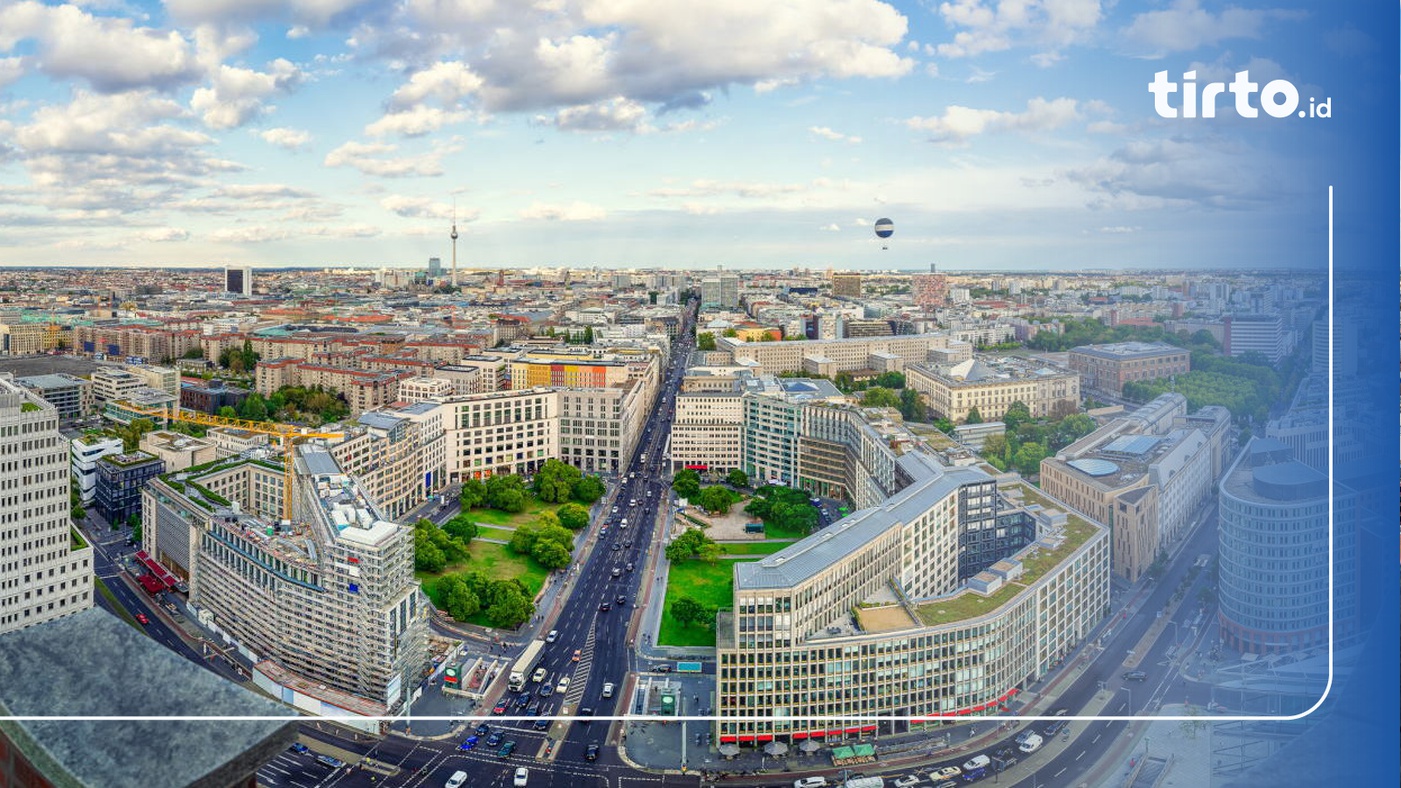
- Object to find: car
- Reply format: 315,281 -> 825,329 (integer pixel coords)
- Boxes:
556,676 -> 570,694
1052,707 -> 1070,716
611,506 -> 619,513
931,766 -> 962,781
585,743 -> 600,761
572,649 -> 582,662
492,701 -> 508,714
624,539 -> 632,548
532,718 -> 550,730
135,613 -> 150,625
538,684 -> 553,697
1123,670 -> 1148,682
1043,719 -> 1068,736
962,755 -> 990,772
615,594 -> 626,605
933,782 -> 959,788
599,602 -> 611,612
655,664 -> 672,673
546,630 -> 559,643
514,693 -> 530,708
288,742 -> 309,754
793,778 -> 830,788
612,542 -> 622,551
458,735 -> 479,751
894,777 -> 922,788
315,755 -> 346,769
601,682 -> 615,698
625,562 -> 634,572
497,741 -> 517,759
487,731 -> 504,746
600,526 -> 608,535
611,568 -> 622,578
475,723 -> 491,736
1018,733 -> 1044,753
527,703 -> 541,716
513,767 -> 529,787
446,771 -> 469,788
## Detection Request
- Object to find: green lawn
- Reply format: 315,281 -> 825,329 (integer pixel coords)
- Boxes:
717,540 -> 796,556
657,559 -> 737,647
464,499 -> 557,528
754,520 -> 813,540
418,539 -> 552,624
476,525 -> 516,542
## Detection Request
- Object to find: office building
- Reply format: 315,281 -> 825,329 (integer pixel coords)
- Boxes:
911,267 -> 949,310
831,272 -> 862,298
440,388 -> 560,480
1066,342 -> 1190,397
907,356 -> 1080,424
90,366 -> 147,406
669,393 -> 745,476
0,321 -> 54,355
330,402 -> 447,522
1222,314 -> 1288,364
72,435 -> 125,505
0,375 -> 94,635
224,267 -> 252,296
206,426 -> 271,459
1217,438 -> 1356,654
180,378 -> 250,414
0,607 -> 297,788
428,256 -> 442,280
94,451 -> 165,526
16,373 -> 93,419
139,430 -> 217,472
142,446 -> 429,718
715,446 -> 1110,746
719,333 -> 970,375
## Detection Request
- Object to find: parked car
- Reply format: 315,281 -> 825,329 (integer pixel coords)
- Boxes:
487,731 -> 504,746
931,766 -> 962,781
458,736 -> 479,751
572,649 -> 582,662
288,742 -> 308,754
1122,670 -> 1148,682
315,755 -> 346,769
546,630 -> 559,643
135,613 -> 150,625
492,701 -> 508,714
446,771 -> 469,788
475,723 -> 490,736
599,602 -> 611,612
894,777 -> 921,788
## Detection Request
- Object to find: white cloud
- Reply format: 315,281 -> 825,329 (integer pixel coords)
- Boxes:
542,97 -> 649,132
906,97 -> 1080,143
519,201 -> 607,221
140,227 -> 190,242
209,221 -> 382,243
936,0 -> 1103,61
366,105 -> 469,137
0,1 -> 203,92
809,126 -> 861,144
649,179 -> 808,200
1098,225 -> 1138,234
0,57 -> 25,89
1060,137 -> 1290,210
1122,0 -> 1307,56
190,59 -> 304,129
379,194 -> 464,219
287,25 -> 310,39
820,223 -> 841,231
388,61 -> 484,110
323,140 -> 447,177
165,0 -> 375,27
259,127 -> 312,150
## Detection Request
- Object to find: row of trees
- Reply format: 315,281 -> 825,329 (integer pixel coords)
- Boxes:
413,515 -> 479,573
978,401 -> 1098,476
507,513 -> 577,570
664,527 -> 720,563
672,468 -> 744,514
858,386 -> 928,422
435,571 -> 534,629
215,385 -> 350,426
745,485 -> 820,535
1025,317 -> 1221,354
217,339 -> 259,373
458,474 -> 531,513
530,459 -> 606,505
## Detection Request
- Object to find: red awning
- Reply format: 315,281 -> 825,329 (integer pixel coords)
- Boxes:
136,574 -> 164,594
860,725 -> 877,733
738,735 -> 756,743
792,732 -> 809,740
685,464 -> 709,470
757,734 -> 774,743
843,726 -> 860,734
719,736 -> 738,744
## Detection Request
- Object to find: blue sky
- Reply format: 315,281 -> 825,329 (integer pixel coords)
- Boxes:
0,1 -> 1377,270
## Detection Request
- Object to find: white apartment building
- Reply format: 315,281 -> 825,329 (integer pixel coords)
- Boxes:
331,402 -> 447,522
718,333 -> 970,375
205,426 -> 270,459
71,435 -> 125,504
669,393 -> 744,475
440,388 -> 560,480
90,367 -> 147,405
0,376 -> 94,634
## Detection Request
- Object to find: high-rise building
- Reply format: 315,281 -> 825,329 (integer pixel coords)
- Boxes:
427,256 -> 442,280
719,274 -> 740,308
0,375 -> 94,635
224,267 -> 252,296
1223,314 -> 1288,363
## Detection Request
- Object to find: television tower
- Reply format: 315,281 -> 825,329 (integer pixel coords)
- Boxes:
450,202 -> 459,289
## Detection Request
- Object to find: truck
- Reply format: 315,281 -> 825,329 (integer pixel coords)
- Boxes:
840,778 -> 885,788
507,639 -> 546,692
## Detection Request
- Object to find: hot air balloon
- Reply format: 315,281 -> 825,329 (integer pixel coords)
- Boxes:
874,217 -> 894,250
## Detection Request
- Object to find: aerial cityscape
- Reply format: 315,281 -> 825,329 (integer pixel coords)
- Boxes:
0,2 -> 1393,788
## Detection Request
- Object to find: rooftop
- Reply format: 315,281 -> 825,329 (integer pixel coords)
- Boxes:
0,607 -> 294,788
1069,341 -> 1184,359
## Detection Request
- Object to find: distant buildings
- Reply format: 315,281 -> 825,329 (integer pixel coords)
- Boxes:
701,274 -> 741,309
180,378 -> 250,414
907,356 -> 1080,424
0,375 -> 94,635
718,333 -> 970,375
911,267 -> 949,310
830,272 -> 862,298
1223,314 -> 1290,363
0,321 -> 55,355
139,430 -> 217,472
1067,341 -> 1190,397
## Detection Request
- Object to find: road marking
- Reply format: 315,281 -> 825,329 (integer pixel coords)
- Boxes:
1075,750 -> 1084,760
1054,768 -> 1066,778
1092,734 -> 1101,743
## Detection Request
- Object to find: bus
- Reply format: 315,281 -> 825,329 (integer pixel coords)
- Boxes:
507,639 -> 546,692
676,661 -> 704,674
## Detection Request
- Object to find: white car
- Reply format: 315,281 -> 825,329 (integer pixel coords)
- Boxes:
446,771 -> 469,788
513,766 -> 529,786
556,676 -> 570,694
601,682 -> 615,698
1018,733 -> 1044,753
792,778 -> 829,788
894,777 -> 923,788
962,754 -> 991,771
931,766 -> 962,781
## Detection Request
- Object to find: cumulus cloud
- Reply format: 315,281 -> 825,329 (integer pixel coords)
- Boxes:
905,97 -> 1080,143
379,194 -> 464,219
809,126 -> 861,144
190,59 -> 304,129
519,201 -> 607,221
0,57 -> 24,89
936,0 -> 1103,62
140,227 -> 190,242
0,1 -> 203,92
209,221 -> 382,243
1060,136 -> 1290,210
259,127 -> 312,150
648,179 -> 808,199
366,105 -> 469,137
324,140 -> 448,177
541,97 -> 650,132
165,0 -> 376,27
1122,0 -> 1307,56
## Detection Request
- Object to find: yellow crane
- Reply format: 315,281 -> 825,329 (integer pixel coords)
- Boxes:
114,400 -> 343,522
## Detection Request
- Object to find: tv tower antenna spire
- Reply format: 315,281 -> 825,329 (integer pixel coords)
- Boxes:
450,200 -> 459,289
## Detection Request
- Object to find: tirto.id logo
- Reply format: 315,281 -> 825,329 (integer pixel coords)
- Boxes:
1150,70 -> 1331,119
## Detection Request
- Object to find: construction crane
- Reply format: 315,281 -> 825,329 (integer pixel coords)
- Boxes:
114,400 -> 343,522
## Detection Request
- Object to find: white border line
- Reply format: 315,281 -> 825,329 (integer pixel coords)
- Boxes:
2,190 -> 1338,723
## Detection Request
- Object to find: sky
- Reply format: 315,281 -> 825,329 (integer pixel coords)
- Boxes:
0,0 -> 1378,271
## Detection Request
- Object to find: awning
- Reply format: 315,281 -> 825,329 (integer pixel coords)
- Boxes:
719,736 -> 738,744
135,551 -> 178,589
798,739 -> 822,753
718,744 -> 741,757
136,574 -> 164,594
763,741 -> 789,756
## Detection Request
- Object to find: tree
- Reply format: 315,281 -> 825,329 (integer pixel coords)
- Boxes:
898,388 -> 926,422
664,539 -> 692,563
508,524 -> 539,555
531,539 -> 572,570
441,576 -> 482,621
671,596 -> 706,628
570,475 -> 606,504
414,528 -> 446,573
722,327 -> 739,338
697,540 -> 722,562
696,332 -> 717,351
874,371 -> 906,389
239,393 -> 268,421
672,468 -> 702,500
1013,442 -> 1046,477
933,417 -> 955,434
533,459 -> 583,503
127,513 -> 141,530
443,515 -> 478,544
485,474 -> 528,512
726,469 -> 749,488
71,505 -> 85,522
1002,401 -> 1032,432
556,503 -> 590,530
963,406 -> 984,425
459,478 -> 486,510
696,485 -> 738,515
980,433 -> 1010,468
860,387 -> 901,409
485,583 -> 534,628
130,518 -> 142,543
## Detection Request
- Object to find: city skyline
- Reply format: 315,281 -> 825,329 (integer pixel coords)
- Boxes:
0,1 -> 1366,270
